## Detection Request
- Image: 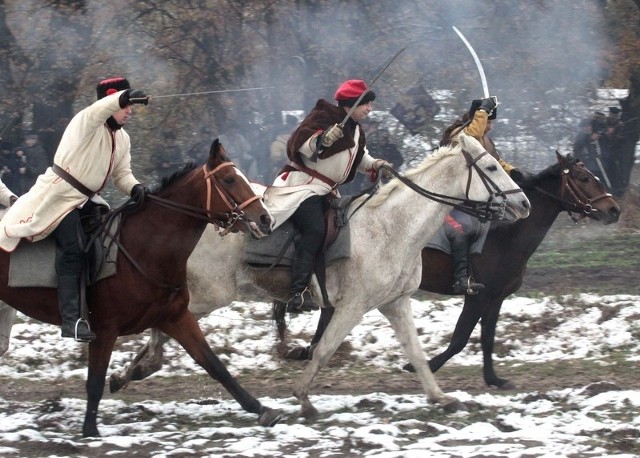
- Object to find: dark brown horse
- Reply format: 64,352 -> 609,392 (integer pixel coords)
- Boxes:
0,139 -> 279,437
278,152 -> 620,390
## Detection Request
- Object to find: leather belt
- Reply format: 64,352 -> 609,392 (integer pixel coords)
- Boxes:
52,164 -> 96,198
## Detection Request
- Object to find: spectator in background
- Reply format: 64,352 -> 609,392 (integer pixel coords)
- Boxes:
573,116 -> 610,187
0,147 -> 17,191
12,132 -> 49,195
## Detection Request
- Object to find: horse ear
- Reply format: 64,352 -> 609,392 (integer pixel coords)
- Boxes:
556,150 -> 568,166
210,138 -> 220,157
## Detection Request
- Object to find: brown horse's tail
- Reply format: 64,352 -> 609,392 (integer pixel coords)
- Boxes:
272,300 -> 288,341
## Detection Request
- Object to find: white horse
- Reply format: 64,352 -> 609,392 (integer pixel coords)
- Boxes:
9,134 -> 531,417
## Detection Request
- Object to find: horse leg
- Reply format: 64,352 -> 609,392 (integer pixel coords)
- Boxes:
159,312 -> 282,427
404,297 -> 482,373
109,328 -> 171,393
83,333 -> 118,437
480,300 -> 513,389
292,305 -> 365,420
378,297 -> 463,412
285,307 -> 334,360
0,302 -> 16,357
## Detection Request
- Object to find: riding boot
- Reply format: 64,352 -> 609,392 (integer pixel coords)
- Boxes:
286,250 -> 320,313
58,275 -> 96,342
450,235 -> 484,295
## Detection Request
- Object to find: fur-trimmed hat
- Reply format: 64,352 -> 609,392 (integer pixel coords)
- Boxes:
96,77 -> 130,100
469,99 -> 497,120
334,79 -> 376,107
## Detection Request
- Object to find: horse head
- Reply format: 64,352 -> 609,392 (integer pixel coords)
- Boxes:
204,139 -> 273,237
457,133 -> 531,222
533,151 -> 620,224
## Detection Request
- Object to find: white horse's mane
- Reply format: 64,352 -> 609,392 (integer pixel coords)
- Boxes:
366,141 -> 462,208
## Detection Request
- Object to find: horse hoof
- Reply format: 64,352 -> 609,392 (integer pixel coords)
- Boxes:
108,373 -> 127,393
402,362 -> 415,373
441,398 -> 466,413
497,380 -> 516,390
301,405 -> 319,420
285,346 -> 310,360
258,408 -> 283,427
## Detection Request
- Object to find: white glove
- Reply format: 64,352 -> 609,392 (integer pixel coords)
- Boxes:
320,124 -> 344,148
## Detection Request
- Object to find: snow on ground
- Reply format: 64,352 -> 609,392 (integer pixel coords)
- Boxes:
0,294 -> 638,457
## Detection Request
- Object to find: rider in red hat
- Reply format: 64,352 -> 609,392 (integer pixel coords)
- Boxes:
265,79 -> 391,313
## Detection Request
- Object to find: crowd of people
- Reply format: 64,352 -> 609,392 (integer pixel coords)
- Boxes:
0,132 -> 49,197
572,107 -> 628,197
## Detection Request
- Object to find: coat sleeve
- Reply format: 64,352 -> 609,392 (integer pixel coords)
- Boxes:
110,130 -> 140,195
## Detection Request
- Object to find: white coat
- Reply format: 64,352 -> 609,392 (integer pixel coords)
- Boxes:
0,91 -> 140,252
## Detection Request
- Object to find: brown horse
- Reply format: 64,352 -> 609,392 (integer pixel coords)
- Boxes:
0,139 -> 279,437
278,152 -> 620,390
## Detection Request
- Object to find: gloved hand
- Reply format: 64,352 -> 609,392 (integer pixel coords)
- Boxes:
370,160 -> 393,181
510,168 -> 536,186
119,89 -> 149,108
320,123 -> 344,148
130,184 -> 149,207
479,97 -> 497,115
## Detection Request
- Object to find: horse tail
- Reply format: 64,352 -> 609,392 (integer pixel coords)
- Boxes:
272,300 -> 288,341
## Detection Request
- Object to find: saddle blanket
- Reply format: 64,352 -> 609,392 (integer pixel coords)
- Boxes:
244,219 -> 351,266
8,234 -> 118,288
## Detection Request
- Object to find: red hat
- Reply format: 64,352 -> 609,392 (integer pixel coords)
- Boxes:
96,77 -> 131,100
334,79 -> 376,107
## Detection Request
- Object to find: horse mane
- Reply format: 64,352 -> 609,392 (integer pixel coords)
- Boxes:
366,142 -> 461,208
531,153 -> 578,187
152,161 -> 198,194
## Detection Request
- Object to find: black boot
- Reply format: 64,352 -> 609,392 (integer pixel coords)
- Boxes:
58,275 -> 96,342
450,234 -> 484,295
286,251 -> 320,313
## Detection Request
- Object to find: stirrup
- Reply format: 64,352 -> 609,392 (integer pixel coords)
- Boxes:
286,288 -> 319,313
74,319 -> 96,342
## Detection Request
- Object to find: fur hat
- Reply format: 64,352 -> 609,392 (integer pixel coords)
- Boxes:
96,77 -> 130,100
334,80 -> 376,107
469,99 -> 497,120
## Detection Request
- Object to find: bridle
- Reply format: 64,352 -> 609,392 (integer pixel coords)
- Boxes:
146,162 -> 262,232
382,148 -> 522,223
100,160 -> 262,292
532,160 -> 612,222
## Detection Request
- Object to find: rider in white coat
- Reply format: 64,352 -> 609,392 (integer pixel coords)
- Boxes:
0,77 -> 150,341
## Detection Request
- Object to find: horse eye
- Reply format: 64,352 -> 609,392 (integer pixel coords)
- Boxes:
579,175 -> 589,183
223,176 -> 235,185
488,165 -> 498,171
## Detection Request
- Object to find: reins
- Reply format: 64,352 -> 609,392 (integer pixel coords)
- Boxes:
97,161 -> 260,292
378,149 -> 519,223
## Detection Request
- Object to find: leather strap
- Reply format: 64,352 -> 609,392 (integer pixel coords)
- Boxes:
52,164 -> 96,198
289,161 -> 338,189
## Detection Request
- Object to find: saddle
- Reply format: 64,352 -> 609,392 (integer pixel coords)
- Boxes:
8,202 -> 118,288
244,194 -> 359,309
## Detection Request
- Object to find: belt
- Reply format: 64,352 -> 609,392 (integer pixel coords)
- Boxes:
52,164 -> 96,198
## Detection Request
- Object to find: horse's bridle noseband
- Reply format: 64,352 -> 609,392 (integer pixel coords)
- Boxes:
147,162 -> 261,231
381,149 -> 522,223
535,161 -> 612,222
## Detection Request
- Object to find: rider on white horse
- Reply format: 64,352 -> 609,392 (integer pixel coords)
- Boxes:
263,79 -> 391,313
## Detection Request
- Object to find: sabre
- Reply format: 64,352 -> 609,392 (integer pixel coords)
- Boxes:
339,47 -> 405,127
150,86 -> 275,100
452,26 -> 490,99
